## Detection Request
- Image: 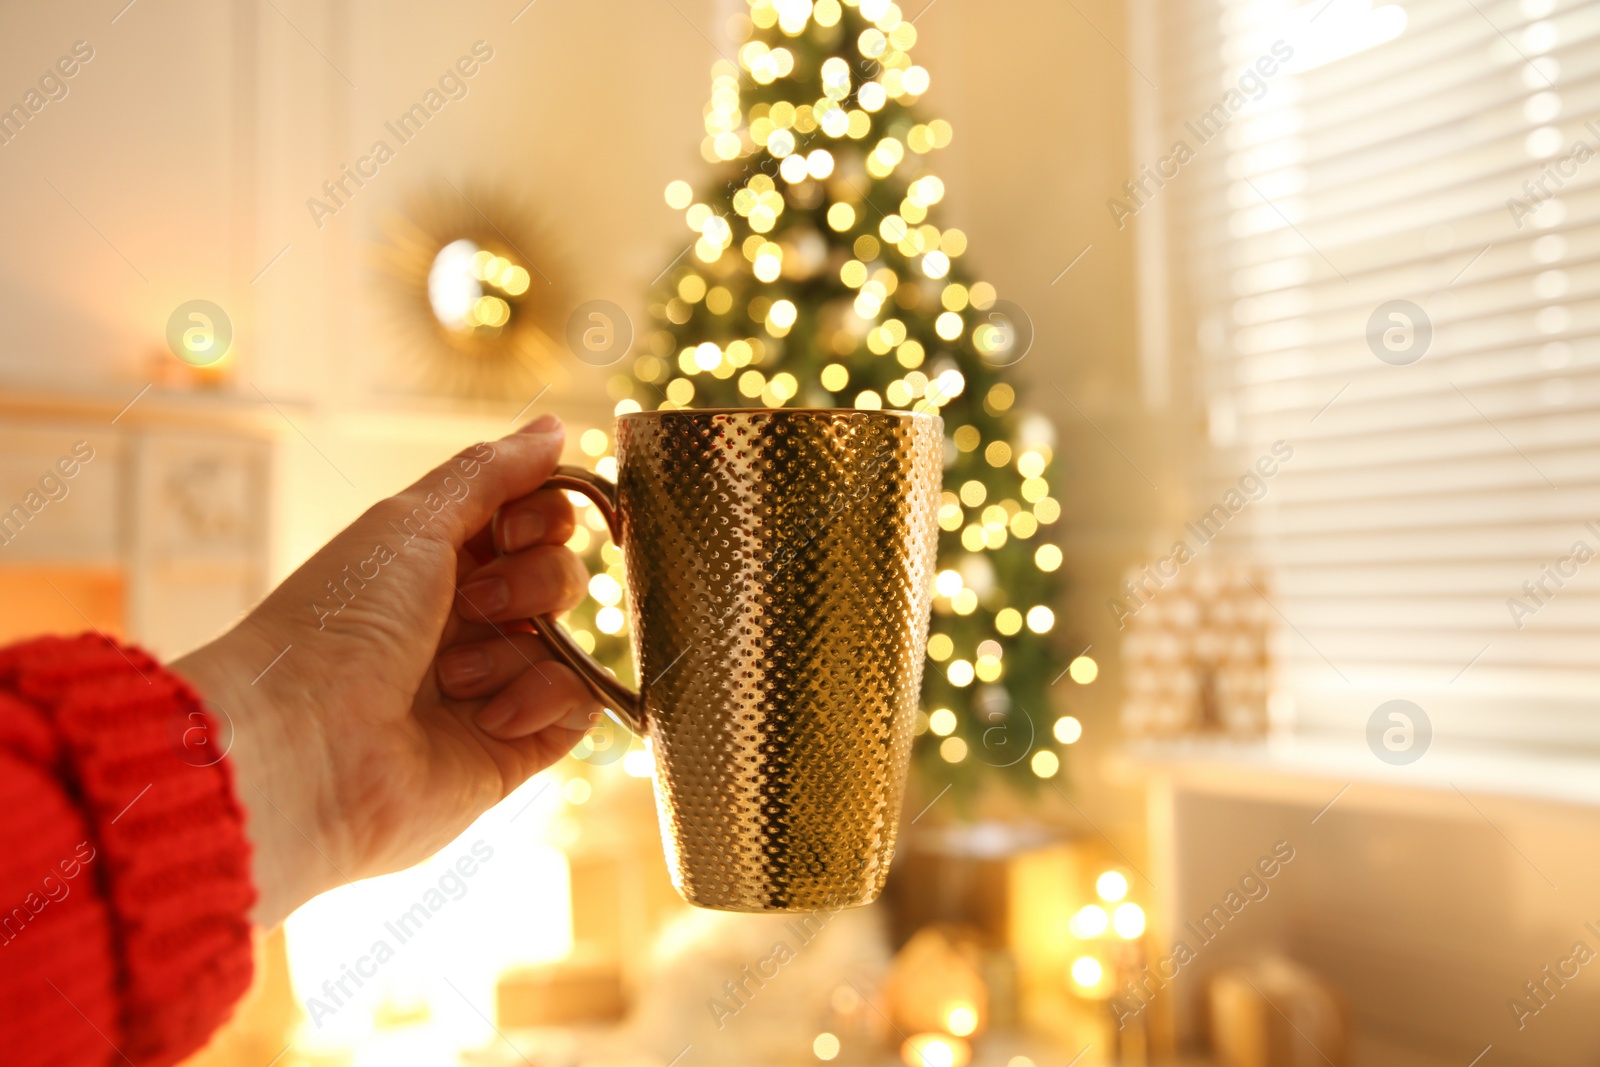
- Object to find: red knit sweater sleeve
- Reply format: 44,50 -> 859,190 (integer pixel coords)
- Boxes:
0,634 -> 256,1067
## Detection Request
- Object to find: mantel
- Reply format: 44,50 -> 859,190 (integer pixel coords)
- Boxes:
0,384 -> 292,436
0,384 -> 613,442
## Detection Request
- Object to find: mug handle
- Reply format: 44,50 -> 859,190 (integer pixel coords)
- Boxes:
516,464 -> 646,734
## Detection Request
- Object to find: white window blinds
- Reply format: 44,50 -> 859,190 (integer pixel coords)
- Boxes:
1148,0 -> 1600,743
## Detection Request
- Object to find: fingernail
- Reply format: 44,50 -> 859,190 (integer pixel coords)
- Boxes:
561,705 -> 601,731
439,647 -> 493,690
476,700 -> 516,734
520,413 -> 562,436
502,512 -> 546,551
458,576 -> 510,618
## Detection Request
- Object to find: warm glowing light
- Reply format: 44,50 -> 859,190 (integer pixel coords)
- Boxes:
769,299 -> 798,328
1071,956 -> 1103,988
1070,904 -> 1108,938
665,180 -> 693,208
926,633 -> 953,660
595,605 -> 625,634
995,608 -> 1022,635
1035,545 -> 1062,571
694,342 -> 722,370
563,777 -> 592,805
814,1032 -> 841,1061
775,153 -> 808,184
1030,750 -> 1059,778
1114,902 -> 1146,939
928,708 -> 957,736
282,795 -> 573,1047
622,749 -> 653,778
427,239 -> 485,331
935,569 -> 963,597
944,1003 -> 978,1037
1026,605 -> 1055,633
501,265 -> 530,295
579,428 -> 609,456
588,573 -> 623,606
821,56 -> 852,99
939,736 -> 969,762
1068,654 -> 1098,683
1054,716 -> 1083,744
902,1033 -> 971,1067
1097,870 -> 1130,902
472,294 -> 510,327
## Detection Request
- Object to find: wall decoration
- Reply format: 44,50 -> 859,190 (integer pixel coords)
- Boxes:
376,184 -> 567,400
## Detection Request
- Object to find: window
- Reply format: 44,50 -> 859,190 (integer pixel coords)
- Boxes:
1143,0 -> 1600,742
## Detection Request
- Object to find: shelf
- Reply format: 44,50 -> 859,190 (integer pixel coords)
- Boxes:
1110,732 -> 1600,816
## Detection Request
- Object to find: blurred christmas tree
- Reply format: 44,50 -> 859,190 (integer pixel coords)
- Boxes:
566,0 -> 1079,794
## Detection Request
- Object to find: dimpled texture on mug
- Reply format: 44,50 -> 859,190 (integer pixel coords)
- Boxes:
616,410 -> 942,912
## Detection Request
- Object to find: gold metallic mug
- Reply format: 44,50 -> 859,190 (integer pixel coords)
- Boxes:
529,408 -> 943,912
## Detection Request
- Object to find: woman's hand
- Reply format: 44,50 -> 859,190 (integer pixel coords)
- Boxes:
172,415 -> 604,928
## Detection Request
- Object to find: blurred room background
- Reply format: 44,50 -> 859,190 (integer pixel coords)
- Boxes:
3,0 -> 1598,1064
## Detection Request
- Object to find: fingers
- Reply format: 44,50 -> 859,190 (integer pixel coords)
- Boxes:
472,657 -> 602,741
436,631 -> 552,699
494,487 -> 577,554
456,544 -> 588,623
461,484 -> 574,569
394,414 -> 567,548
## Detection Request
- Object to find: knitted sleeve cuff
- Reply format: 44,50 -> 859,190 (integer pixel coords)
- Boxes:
0,634 -> 257,1067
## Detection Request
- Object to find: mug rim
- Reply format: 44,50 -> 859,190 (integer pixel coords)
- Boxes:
618,407 -> 940,422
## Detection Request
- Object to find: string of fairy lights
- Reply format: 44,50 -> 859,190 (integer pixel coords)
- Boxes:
561,0 -> 1095,787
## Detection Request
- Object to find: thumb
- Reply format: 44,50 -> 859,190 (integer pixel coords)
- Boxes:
392,415 -> 566,547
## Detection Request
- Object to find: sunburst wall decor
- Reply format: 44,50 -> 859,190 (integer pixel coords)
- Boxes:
376,185 -> 568,400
